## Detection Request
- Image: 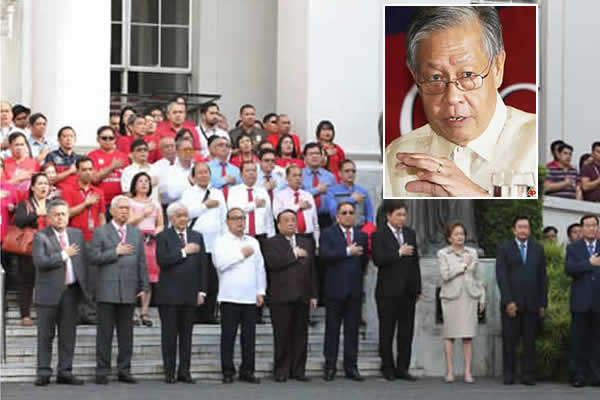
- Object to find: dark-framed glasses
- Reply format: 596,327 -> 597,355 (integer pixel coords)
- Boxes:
416,58 -> 494,95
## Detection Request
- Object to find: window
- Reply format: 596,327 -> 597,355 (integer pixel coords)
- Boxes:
111,0 -> 191,95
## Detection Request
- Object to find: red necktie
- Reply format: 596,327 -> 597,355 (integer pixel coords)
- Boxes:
295,191 -> 306,233
345,228 -> 352,246
221,162 -> 229,200
265,175 -> 273,203
312,171 -> 321,208
247,188 -> 256,236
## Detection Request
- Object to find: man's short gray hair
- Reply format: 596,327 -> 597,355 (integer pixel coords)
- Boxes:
167,201 -> 189,218
111,195 -> 130,208
47,199 -> 68,214
405,6 -> 504,72
167,101 -> 185,114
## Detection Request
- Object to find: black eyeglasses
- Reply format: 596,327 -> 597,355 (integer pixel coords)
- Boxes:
339,211 -> 355,216
99,136 -> 115,141
228,215 -> 246,221
343,169 -> 356,173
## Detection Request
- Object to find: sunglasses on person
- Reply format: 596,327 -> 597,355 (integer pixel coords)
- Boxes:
99,135 -> 115,141
339,211 -> 355,216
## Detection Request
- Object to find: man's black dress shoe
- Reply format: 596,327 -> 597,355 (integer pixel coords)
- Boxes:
294,375 -> 311,382
239,374 -> 261,384
274,375 -> 287,382
34,376 -> 50,386
118,374 -> 138,384
345,369 -> 365,382
165,377 -> 176,384
324,369 -> 336,381
395,371 -> 417,381
95,376 -> 109,385
382,371 -> 396,381
222,375 -> 234,384
521,379 -> 536,386
178,375 -> 196,384
57,375 -> 84,385
571,380 -> 585,388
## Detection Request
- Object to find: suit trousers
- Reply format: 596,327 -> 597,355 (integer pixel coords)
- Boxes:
570,311 -> 600,383
376,293 -> 416,375
17,255 -> 35,318
158,305 -> 196,379
255,234 -> 268,322
220,302 -> 256,377
196,254 -> 218,323
36,283 -> 82,378
96,302 -> 135,377
323,296 -> 361,372
501,309 -> 538,381
78,242 -> 97,322
270,301 -> 310,379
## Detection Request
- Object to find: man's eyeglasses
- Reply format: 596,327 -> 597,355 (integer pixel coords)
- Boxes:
228,215 -> 246,221
339,211 -> 355,216
262,158 -> 275,163
134,147 -> 149,152
416,58 -> 494,95
99,136 -> 115,141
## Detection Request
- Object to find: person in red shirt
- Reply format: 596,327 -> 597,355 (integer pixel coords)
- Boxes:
264,113 -> 301,156
88,126 -> 130,215
118,106 -> 135,138
117,113 -> 146,156
275,134 -> 305,169
144,113 -> 159,163
546,139 -> 565,169
154,102 -> 202,159
230,133 -> 259,167
2,131 -> 40,191
316,120 -> 345,183
63,156 -> 106,324
44,126 -> 82,191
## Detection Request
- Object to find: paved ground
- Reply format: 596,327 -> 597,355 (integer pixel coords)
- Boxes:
1,378 -> 597,400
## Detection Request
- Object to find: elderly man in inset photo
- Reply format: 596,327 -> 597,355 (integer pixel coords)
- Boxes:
384,6 -> 536,197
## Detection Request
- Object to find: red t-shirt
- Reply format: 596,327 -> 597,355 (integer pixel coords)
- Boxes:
323,143 -> 346,183
266,133 -> 301,156
275,157 -> 305,169
230,154 -> 259,168
116,135 -> 134,155
154,120 -> 202,158
63,184 -> 106,241
144,134 -> 160,163
1,157 -> 40,191
581,162 -> 600,202
88,149 -> 130,203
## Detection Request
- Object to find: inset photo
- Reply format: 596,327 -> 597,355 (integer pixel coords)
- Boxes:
383,4 -> 538,199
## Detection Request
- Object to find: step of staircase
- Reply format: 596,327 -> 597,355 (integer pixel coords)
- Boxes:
1,292 -> 380,383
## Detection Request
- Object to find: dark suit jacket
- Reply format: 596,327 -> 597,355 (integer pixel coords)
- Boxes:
319,224 -> 369,300
262,234 -> 318,303
32,227 -> 86,306
565,239 -> 600,313
155,228 -> 208,305
372,225 -> 421,297
495,239 -> 548,311
89,223 -> 149,304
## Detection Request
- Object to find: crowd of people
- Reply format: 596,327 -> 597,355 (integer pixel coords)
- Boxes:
544,139 -> 600,202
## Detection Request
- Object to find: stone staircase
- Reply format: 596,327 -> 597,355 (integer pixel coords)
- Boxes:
0,291 -> 382,382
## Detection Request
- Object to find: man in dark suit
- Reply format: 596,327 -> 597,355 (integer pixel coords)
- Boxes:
89,195 -> 149,384
565,214 -> 600,388
32,200 -> 86,386
372,202 -> 421,381
262,209 -> 318,382
319,201 -> 369,382
495,215 -> 547,385
155,201 -> 208,384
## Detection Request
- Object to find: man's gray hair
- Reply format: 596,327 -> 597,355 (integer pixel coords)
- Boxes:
47,199 -> 69,214
167,101 -> 185,114
405,6 -> 504,72
111,194 -> 130,208
167,201 -> 189,218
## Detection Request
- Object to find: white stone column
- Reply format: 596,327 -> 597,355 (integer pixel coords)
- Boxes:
31,0 -> 110,148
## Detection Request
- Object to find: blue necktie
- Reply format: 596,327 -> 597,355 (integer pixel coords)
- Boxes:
589,243 -> 596,256
520,243 -> 526,264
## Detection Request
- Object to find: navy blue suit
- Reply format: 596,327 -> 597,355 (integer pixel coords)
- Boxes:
565,239 -> 600,384
319,224 -> 368,372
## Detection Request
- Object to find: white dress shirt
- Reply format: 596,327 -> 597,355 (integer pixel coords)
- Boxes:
273,186 -> 320,244
180,184 -> 227,253
121,162 -> 160,202
53,228 -> 75,284
385,93 -> 536,197
197,123 -> 230,159
162,158 -> 194,203
212,231 -> 266,304
227,183 -> 275,237
256,165 -> 287,194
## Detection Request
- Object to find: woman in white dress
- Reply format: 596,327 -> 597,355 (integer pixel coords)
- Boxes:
438,222 -> 485,384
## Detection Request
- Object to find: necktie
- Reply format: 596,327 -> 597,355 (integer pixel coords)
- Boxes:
265,175 -> 273,203
588,242 -> 596,256
520,243 -> 526,264
345,228 -> 352,246
179,232 -> 186,248
247,188 -> 256,236
59,233 -> 71,285
396,230 -> 403,246
312,171 -> 321,209
119,227 -> 126,244
221,162 -> 229,200
295,191 -> 306,233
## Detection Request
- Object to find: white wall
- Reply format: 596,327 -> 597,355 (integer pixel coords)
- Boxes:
0,0 -> 24,103
543,197 -> 600,244
193,0 -> 278,128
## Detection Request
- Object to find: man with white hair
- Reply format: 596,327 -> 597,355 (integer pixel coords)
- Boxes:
154,101 -> 203,158
213,207 -> 267,384
89,195 -> 149,385
384,6 -> 536,197
155,202 -> 208,383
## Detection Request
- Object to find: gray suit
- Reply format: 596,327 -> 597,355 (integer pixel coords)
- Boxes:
32,227 -> 86,378
89,222 -> 149,378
